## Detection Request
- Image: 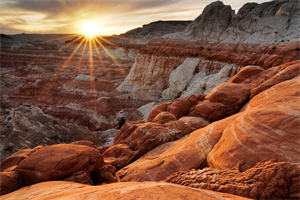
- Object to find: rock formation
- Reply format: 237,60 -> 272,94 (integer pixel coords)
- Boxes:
0,181 -> 249,200
183,0 -> 300,43
0,143 -> 117,195
117,39 -> 299,101
165,160 -> 300,199
116,60 -> 300,182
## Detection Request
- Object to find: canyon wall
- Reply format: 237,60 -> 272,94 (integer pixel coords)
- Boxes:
117,0 -> 300,101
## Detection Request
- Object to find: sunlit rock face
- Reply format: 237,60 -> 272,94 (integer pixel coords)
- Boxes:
182,0 -> 300,43
1,181 -> 250,200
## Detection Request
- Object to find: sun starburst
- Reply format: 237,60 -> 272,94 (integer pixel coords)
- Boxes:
80,21 -> 102,39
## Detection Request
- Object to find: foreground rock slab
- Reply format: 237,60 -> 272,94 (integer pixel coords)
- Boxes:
208,76 -> 300,171
0,181 -> 250,200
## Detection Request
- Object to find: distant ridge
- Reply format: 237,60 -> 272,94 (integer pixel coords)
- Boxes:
120,20 -> 191,39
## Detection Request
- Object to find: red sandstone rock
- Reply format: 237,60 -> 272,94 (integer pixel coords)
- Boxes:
106,122 -> 187,169
113,120 -> 144,144
186,94 -> 205,105
178,116 -> 210,130
0,181 -> 249,199
250,61 -> 300,98
147,102 -> 170,122
98,164 -> 117,183
117,114 -> 240,182
0,147 -> 41,172
205,82 -> 250,105
152,111 -> 177,124
70,140 -> 98,149
120,122 -> 184,158
63,170 -> 93,185
189,100 -> 239,121
103,144 -> 135,168
165,160 -> 300,199
229,65 -> 264,83
208,77 -> 300,171
167,98 -> 192,118
16,144 -> 105,185
164,120 -> 193,135
0,170 -> 20,195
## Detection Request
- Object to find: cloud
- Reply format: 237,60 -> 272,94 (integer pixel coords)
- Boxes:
0,0 -> 269,34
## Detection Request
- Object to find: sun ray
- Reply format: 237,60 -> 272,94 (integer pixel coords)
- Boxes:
88,39 -> 97,110
94,37 -> 127,75
40,38 -> 85,96
92,39 -> 109,73
61,38 -> 86,69
59,35 -> 84,51
77,39 -> 88,70
96,36 -> 120,48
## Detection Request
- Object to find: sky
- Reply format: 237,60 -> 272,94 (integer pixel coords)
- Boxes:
0,0 -> 269,35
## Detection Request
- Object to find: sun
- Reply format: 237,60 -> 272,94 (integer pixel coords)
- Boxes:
80,21 -> 101,39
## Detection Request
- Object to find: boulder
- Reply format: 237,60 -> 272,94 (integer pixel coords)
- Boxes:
113,120 -> 144,144
164,120 -> 192,135
105,122 -> 188,169
147,102 -> 170,122
152,112 -> 177,124
118,122 -> 184,158
0,181 -> 250,200
167,98 -> 192,118
103,144 -> 135,168
16,144 -> 105,185
178,116 -> 210,130
186,94 -> 205,105
189,100 -> 239,121
208,77 -> 300,171
165,160 -> 300,200
205,82 -> 250,105
229,65 -> 264,83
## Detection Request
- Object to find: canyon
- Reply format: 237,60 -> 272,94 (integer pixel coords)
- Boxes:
0,0 -> 300,199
